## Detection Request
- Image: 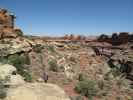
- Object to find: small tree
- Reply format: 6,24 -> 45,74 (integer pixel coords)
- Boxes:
48,60 -> 58,72
7,54 -> 32,82
97,34 -> 109,42
75,79 -> 97,99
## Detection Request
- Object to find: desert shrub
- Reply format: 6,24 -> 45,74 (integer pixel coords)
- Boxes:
116,79 -> 123,88
59,65 -> 65,72
78,73 -> 86,81
7,54 -> 32,82
8,53 -> 30,67
97,80 -> 105,90
70,95 -> 84,100
16,31 -> 23,36
104,72 -> 112,81
33,44 -> 44,53
116,96 -> 123,100
116,78 -> 131,89
111,68 -> 121,77
8,54 -> 23,67
75,79 -> 97,99
15,29 -> 23,36
8,54 -> 26,70
48,45 -> 55,52
0,56 -> 8,64
62,79 -> 69,85
0,80 -> 6,99
69,56 -> 76,63
20,70 -> 32,82
20,53 -> 31,65
22,71 -> 32,82
48,60 -> 58,72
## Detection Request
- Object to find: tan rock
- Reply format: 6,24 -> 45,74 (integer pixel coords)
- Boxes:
0,63 -> 16,80
8,75 -> 25,86
0,37 -> 32,56
5,83 -> 70,100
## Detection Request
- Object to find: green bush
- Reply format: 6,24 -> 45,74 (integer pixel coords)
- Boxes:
97,80 -> 104,90
0,80 -> 6,99
8,54 -> 25,73
20,53 -> 31,65
75,80 -> 97,99
0,56 -> 8,64
111,68 -> 121,77
15,29 -> 23,36
48,60 -> 58,72
8,54 -> 22,66
78,73 -> 86,81
33,44 -> 44,53
22,71 -> 32,82
70,95 -> 84,100
7,54 -> 32,82
48,46 -> 55,52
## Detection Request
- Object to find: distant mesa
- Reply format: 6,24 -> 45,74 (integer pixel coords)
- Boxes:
97,32 -> 133,45
0,8 -> 132,45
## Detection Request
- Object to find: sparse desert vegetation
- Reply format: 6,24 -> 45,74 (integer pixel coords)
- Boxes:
0,80 -> 7,99
0,8 -> 133,100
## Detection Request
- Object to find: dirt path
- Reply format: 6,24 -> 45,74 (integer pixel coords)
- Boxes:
63,82 -> 78,97
63,81 -> 88,100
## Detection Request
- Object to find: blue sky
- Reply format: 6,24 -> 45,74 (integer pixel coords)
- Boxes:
0,0 -> 133,36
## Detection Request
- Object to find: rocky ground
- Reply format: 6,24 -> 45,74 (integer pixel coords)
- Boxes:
0,35 -> 133,100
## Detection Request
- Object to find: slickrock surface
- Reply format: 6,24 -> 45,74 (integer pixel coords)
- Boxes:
5,83 -> 70,100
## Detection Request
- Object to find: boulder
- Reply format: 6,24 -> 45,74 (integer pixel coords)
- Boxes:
0,64 -> 16,80
0,63 -> 25,87
9,37 -> 32,53
5,83 -> 70,100
8,75 -> 25,86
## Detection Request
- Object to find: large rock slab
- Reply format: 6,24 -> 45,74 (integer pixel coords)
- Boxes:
5,83 -> 70,100
0,37 -> 32,56
8,75 -> 25,86
0,63 -> 16,80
